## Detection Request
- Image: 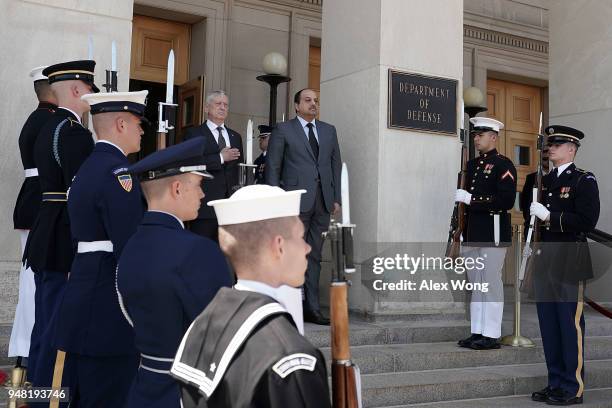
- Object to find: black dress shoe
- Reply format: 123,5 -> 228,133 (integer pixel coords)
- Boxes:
304,310 -> 330,325
469,336 -> 500,350
532,386 -> 557,402
546,390 -> 583,405
457,333 -> 482,348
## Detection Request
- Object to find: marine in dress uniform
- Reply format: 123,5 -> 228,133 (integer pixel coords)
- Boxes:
253,124 -> 272,184
529,126 -> 599,405
22,60 -> 99,392
47,91 -> 149,407
116,137 -> 233,408
9,66 -> 57,367
172,185 -> 331,407
455,117 -> 517,350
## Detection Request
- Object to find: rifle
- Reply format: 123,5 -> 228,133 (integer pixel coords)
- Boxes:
326,163 -> 361,408
157,49 -> 178,150
446,127 -> 468,258
519,112 -> 544,291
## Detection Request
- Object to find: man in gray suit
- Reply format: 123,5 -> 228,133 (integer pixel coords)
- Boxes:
265,88 -> 342,325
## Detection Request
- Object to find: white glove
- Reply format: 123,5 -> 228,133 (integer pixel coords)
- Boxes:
455,189 -> 472,205
530,202 -> 550,221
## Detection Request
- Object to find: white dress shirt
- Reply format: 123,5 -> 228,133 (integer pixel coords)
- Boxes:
297,116 -> 319,143
552,162 -> 573,177
206,120 -> 231,164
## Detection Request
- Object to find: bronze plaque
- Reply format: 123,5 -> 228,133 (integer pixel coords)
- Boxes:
388,69 -> 458,134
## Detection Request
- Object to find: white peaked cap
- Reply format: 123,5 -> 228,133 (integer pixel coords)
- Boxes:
209,185 -> 306,225
469,117 -> 504,132
30,66 -> 48,82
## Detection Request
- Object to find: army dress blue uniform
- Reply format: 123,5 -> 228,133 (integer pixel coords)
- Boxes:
9,97 -> 57,359
22,60 -> 98,397
117,138 -> 233,408
531,126 -> 600,405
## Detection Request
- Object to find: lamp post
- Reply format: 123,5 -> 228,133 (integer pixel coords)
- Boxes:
463,86 -> 487,159
256,52 -> 291,126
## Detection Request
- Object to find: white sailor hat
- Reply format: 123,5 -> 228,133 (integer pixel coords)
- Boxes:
469,117 -> 504,133
209,185 -> 306,225
81,91 -> 148,117
30,66 -> 48,83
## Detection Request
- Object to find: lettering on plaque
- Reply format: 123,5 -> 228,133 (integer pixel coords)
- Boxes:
388,69 -> 458,135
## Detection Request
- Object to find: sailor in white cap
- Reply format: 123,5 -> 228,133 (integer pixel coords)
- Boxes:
172,185 -> 331,408
8,65 -> 58,392
455,117 -> 517,350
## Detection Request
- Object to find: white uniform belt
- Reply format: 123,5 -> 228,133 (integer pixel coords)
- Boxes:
77,241 -> 113,253
25,168 -> 39,178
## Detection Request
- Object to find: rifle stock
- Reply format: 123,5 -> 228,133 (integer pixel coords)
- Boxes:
327,223 -> 361,408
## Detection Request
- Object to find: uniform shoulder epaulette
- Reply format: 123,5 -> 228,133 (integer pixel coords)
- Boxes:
67,117 -> 83,128
272,353 -> 317,379
574,167 -> 587,174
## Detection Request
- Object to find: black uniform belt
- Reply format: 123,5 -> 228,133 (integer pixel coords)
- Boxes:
42,192 -> 67,202
140,353 -> 173,374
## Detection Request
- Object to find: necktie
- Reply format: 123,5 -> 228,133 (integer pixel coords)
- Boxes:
551,167 -> 558,179
306,123 -> 319,159
217,127 -> 226,149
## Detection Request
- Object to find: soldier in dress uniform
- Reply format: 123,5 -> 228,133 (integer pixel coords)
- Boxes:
9,66 -> 57,375
172,184 -> 331,407
529,126 -> 599,405
455,117 -> 517,350
116,137 -> 232,408
22,60 -> 98,393
46,91 -> 149,407
254,124 -> 272,184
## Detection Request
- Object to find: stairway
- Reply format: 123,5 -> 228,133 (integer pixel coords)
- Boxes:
304,304 -> 612,407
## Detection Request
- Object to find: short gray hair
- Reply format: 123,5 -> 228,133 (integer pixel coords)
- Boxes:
205,90 -> 228,105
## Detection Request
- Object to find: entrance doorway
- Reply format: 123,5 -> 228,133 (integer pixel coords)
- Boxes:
487,78 -> 545,284
129,14 -> 204,157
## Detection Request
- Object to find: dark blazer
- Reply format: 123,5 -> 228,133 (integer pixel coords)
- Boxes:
265,117 -> 342,213
184,121 -> 243,219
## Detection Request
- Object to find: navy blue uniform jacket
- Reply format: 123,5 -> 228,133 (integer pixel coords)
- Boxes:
117,211 -> 233,359
55,142 -> 144,355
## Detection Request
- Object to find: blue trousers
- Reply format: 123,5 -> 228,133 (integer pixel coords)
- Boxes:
536,281 -> 585,397
29,271 -> 72,408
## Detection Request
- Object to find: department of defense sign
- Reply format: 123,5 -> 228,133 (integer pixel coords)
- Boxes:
388,69 -> 458,135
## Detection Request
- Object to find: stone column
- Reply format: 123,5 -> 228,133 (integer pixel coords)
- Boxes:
319,0 -> 465,317
549,1 -> 612,301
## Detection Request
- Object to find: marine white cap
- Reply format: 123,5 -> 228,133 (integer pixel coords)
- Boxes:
470,117 -> 504,133
209,185 -> 306,225
30,66 -> 48,82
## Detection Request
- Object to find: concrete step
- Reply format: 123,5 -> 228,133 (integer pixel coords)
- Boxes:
360,359 -> 612,407
0,326 -> 13,366
393,387 -> 612,407
305,319 -> 471,348
321,336 -> 612,374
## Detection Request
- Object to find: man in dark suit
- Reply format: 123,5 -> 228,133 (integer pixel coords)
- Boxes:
265,88 -> 342,325
184,90 -> 243,242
